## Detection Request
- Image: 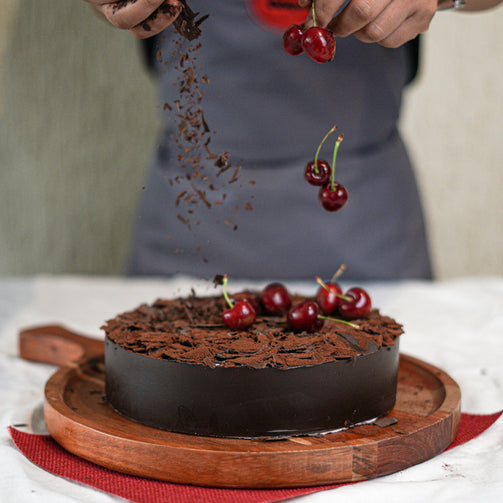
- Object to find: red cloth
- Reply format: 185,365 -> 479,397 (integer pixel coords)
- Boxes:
8,411 -> 502,503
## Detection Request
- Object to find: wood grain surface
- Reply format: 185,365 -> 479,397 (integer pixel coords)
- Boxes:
19,325 -> 461,488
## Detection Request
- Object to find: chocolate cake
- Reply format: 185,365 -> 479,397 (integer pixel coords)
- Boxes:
103,294 -> 403,438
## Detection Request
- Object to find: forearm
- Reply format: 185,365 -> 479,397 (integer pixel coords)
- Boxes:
457,0 -> 503,10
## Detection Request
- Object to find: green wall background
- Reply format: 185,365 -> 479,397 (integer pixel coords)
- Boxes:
0,0 -> 160,275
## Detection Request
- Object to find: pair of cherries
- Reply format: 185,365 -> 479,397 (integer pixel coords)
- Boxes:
305,126 -> 348,212
288,281 -> 372,333
283,24 -> 335,64
221,281 -> 291,331
221,274 -> 371,333
282,1 -> 336,63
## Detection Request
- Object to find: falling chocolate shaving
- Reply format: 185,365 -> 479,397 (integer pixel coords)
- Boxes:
204,138 -> 217,159
228,165 -> 242,184
200,109 -> 211,133
176,190 -> 188,206
190,183 -> 212,208
176,212 -> 191,230
214,152 -> 230,169
155,18 -> 255,232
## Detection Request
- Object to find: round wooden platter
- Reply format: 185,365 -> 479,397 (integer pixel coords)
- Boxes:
19,324 -> 461,489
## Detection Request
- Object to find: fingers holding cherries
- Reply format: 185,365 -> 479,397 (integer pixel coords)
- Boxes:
327,0 -> 437,48
292,0 -> 437,52
85,0 -> 182,39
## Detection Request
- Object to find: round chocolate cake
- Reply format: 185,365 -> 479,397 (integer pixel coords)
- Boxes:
103,294 -> 403,439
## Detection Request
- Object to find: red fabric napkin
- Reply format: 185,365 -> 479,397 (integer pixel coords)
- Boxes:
8,411 -> 502,503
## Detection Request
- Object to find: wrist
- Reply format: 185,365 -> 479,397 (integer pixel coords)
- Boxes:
437,0 -> 466,9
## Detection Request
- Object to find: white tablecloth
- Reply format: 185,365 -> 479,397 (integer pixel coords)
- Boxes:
1,275 -> 502,502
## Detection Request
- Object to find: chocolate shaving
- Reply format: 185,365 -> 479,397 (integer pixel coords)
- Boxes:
228,166 -> 242,184
154,8 -> 256,233
172,0 -> 209,41
373,417 -> 398,428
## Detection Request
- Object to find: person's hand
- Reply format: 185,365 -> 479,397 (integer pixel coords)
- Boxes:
85,0 -> 182,39
298,0 -> 438,48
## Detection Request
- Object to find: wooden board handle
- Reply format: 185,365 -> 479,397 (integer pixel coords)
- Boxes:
19,325 -> 104,367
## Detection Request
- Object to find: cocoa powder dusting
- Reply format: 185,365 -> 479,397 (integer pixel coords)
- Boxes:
103,295 -> 403,370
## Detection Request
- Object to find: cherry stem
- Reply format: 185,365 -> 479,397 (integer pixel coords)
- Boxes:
331,133 -> 344,191
314,125 -> 337,175
318,315 -> 360,330
311,1 -> 317,27
314,276 -> 352,301
330,263 -> 347,283
221,274 -> 234,308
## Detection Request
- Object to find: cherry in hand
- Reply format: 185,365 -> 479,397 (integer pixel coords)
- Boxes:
302,26 -> 335,64
338,287 -> 372,319
282,24 -> 304,56
301,2 -> 335,64
261,283 -> 292,315
282,3 -> 336,64
220,274 -> 256,330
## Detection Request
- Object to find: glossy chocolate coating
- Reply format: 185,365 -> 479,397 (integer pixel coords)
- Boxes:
105,338 -> 399,438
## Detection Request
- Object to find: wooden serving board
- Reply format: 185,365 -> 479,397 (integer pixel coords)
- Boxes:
19,325 -> 461,488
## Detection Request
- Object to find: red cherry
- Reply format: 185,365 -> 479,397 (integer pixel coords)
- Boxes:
231,291 -> 261,315
304,159 -> 331,186
319,182 -> 348,212
261,283 -> 292,315
287,301 -> 324,332
301,27 -> 335,64
282,24 -> 304,56
222,300 -> 256,330
338,287 -> 372,319
316,282 -> 343,315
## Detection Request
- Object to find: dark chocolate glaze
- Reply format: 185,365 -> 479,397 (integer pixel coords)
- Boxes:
105,337 -> 399,438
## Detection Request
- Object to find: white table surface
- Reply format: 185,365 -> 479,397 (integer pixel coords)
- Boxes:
1,275 -> 502,502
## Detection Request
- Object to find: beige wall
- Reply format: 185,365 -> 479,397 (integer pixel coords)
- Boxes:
401,7 -> 503,278
0,1 -> 502,278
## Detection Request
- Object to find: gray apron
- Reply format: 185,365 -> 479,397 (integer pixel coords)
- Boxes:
128,0 -> 431,281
